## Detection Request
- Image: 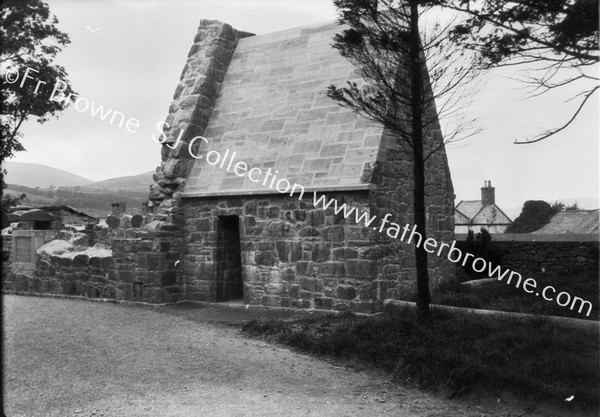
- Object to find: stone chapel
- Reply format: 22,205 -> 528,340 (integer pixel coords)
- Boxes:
147,19 -> 455,312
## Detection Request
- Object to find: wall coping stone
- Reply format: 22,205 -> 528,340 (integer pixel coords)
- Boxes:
455,233 -> 600,243
383,299 -> 598,331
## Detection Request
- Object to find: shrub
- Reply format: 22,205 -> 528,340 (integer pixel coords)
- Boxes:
459,228 -> 504,280
506,200 -> 555,233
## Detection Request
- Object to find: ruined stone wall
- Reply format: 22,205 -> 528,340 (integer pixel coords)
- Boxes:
2,218 -> 186,303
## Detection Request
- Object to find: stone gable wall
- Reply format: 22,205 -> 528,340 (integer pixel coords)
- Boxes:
149,20 -> 254,216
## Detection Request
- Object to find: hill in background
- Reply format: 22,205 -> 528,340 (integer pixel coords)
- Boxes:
3,162 -> 92,188
85,171 -> 154,193
3,162 -> 154,216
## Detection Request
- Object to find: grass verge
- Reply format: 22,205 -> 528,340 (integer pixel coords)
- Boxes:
431,270 -> 599,320
242,309 -> 599,412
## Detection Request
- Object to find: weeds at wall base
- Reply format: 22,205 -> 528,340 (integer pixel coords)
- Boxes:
241,310 -> 600,412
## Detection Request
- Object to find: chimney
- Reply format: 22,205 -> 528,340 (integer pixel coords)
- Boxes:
481,180 -> 495,205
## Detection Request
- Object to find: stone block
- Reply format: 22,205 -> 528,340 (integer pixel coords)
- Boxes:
295,261 -> 313,276
195,218 -> 211,231
89,257 -> 104,270
117,282 -> 134,300
89,274 -> 108,284
267,206 -> 280,219
261,295 -> 280,307
30,277 -> 45,292
332,248 -> 358,260
299,227 -> 320,237
106,270 -> 118,281
299,290 -> 313,300
323,227 -> 344,242
102,257 -> 116,271
314,297 -> 333,309
118,270 -> 135,283
161,271 -> 177,286
289,284 -> 300,298
164,285 -> 182,294
311,243 -> 331,262
131,214 -> 144,228
243,216 -> 256,227
120,216 -> 132,229
300,277 -> 323,292
351,301 -> 374,314
72,254 -> 89,268
308,211 -> 325,227
333,302 -> 350,312
358,282 -> 377,300
347,260 -> 377,278
102,284 -> 118,299
56,230 -> 74,241
318,262 -> 345,277
63,280 -> 80,296
255,251 -> 275,266
283,268 -> 295,282
276,241 -> 303,262
257,242 -> 274,251
59,256 -> 72,268
106,216 -> 120,229
336,284 -> 356,300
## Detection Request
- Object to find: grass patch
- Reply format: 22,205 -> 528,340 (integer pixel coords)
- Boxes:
242,310 -> 599,411
431,271 -> 599,320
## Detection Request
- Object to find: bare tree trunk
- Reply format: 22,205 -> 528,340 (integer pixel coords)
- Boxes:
408,0 -> 430,320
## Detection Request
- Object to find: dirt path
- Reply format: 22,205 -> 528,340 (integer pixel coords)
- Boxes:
2,295 -> 574,416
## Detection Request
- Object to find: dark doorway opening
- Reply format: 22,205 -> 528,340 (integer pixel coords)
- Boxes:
215,215 -> 243,301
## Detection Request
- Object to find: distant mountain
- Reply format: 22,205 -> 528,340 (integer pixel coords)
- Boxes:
3,162 -> 154,194
3,162 -> 92,188
87,171 -> 154,193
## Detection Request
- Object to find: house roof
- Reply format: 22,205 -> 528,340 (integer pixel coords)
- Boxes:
182,21 -> 384,196
534,210 -> 599,234
455,200 -> 512,225
38,205 -> 97,220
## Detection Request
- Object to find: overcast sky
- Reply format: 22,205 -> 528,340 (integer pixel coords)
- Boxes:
9,0 -> 599,212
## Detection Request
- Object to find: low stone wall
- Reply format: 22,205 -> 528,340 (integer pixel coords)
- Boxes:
455,233 -> 599,279
2,219 -> 186,303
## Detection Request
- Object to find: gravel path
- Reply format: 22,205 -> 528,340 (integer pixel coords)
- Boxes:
2,295 -> 573,417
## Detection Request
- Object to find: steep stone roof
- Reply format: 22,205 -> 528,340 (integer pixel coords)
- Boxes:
182,21 -> 383,197
455,200 -> 512,226
534,210 -> 599,234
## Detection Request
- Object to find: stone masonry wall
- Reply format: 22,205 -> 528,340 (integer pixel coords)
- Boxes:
367,123 -> 456,295
3,218 -> 186,303
181,188 -> 454,312
496,240 -> 599,278
182,192 -> 391,312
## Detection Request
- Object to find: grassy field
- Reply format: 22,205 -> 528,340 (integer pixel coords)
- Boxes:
242,309 -> 600,413
431,270 -> 599,321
